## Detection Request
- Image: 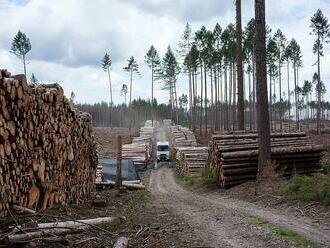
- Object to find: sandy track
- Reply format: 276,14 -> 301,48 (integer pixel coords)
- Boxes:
149,166 -> 330,248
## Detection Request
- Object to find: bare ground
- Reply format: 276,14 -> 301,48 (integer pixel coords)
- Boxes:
149,165 -> 330,248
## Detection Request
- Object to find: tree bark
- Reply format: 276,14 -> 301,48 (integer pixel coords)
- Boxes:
204,65 -> 208,136
287,59 -> 291,129
236,0 -> 245,130
317,32 -> 321,134
116,136 -> 122,188
151,61 -> 154,126
255,0 -> 271,170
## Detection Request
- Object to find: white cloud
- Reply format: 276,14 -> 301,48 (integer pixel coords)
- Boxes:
0,0 -> 329,104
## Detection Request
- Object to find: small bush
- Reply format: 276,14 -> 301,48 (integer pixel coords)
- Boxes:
180,173 -> 202,186
201,170 -> 218,186
281,173 -> 330,206
98,222 -> 119,232
321,161 -> 330,174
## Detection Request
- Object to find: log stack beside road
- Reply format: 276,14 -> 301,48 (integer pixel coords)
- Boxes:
122,120 -> 158,167
168,125 -> 207,175
207,131 -> 325,187
0,70 -> 98,217
176,147 -> 208,175
169,125 -> 197,148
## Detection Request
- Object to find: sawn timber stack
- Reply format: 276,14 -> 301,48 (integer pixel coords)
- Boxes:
0,70 -> 98,217
207,131 -> 325,187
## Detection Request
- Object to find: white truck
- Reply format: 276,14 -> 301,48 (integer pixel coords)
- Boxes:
156,141 -> 170,162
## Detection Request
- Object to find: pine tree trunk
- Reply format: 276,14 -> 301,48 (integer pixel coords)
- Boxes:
108,68 -> 113,127
273,72 -> 276,130
214,66 -> 218,131
249,69 -> 252,130
297,68 -> 300,129
174,80 -> 179,124
253,53 -> 257,130
269,72 -> 273,130
317,32 -> 321,134
279,57 -> 282,130
225,64 -> 229,130
204,65 -> 208,136
151,62 -> 154,126
219,64 -> 223,130
129,69 -> 133,106
189,69 -> 192,129
210,68 -> 214,132
200,64 -> 203,135
294,63 -> 298,130
192,70 -> 196,131
229,63 -> 233,130
23,54 -> 27,80
287,60 -> 291,129
233,62 -> 237,130
255,0 -> 271,171
236,0 -> 245,130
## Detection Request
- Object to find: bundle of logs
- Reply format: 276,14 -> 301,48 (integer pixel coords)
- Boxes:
176,147 -> 208,175
0,70 -> 98,217
169,125 -> 197,148
163,119 -> 172,126
168,125 -> 208,174
122,120 -> 158,167
207,131 -> 325,187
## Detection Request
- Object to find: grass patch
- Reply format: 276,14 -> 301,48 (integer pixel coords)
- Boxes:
179,173 -> 202,186
280,173 -> 330,206
179,171 -> 217,188
127,190 -> 149,208
201,170 -> 218,186
250,216 -> 317,248
98,221 -> 120,232
321,161 -> 330,174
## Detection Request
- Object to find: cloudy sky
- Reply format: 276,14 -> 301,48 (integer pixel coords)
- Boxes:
0,0 -> 329,104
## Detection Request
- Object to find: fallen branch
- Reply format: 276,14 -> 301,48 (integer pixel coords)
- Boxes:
3,217 -> 120,245
2,227 -> 81,245
11,205 -> 36,214
96,181 -> 145,190
13,217 -> 120,232
113,236 -> 129,248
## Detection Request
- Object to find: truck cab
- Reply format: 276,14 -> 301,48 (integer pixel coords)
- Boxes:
156,141 -> 170,162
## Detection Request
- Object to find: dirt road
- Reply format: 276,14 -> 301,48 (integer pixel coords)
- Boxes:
149,166 -> 330,248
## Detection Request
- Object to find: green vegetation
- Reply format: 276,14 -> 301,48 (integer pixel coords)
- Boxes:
179,171 -> 217,187
321,161 -> 330,174
201,170 -> 218,185
250,217 -> 317,248
281,173 -> 330,206
98,221 -> 120,232
127,190 -> 149,208
180,173 -> 202,186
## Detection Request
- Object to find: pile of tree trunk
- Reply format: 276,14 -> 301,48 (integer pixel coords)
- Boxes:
207,131 -> 325,187
0,70 -> 98,217
169,125 -> 197,148
176,147 -> 208,175
122,120 -> 157,166
163,119 -> 172,126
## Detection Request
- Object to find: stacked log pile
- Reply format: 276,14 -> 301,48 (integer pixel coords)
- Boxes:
163,119 -> 172,126
176,147 -> 208,175
168,125 -> 207,174
0,70 -> 98,217
122,120 -> 158,166
207,131 -> 325,187
169,125 -> 197,147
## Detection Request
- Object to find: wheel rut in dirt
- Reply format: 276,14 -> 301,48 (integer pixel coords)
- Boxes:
149,167 -> 330,248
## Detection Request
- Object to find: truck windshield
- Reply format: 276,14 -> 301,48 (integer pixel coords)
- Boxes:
157,145 -> 169,151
